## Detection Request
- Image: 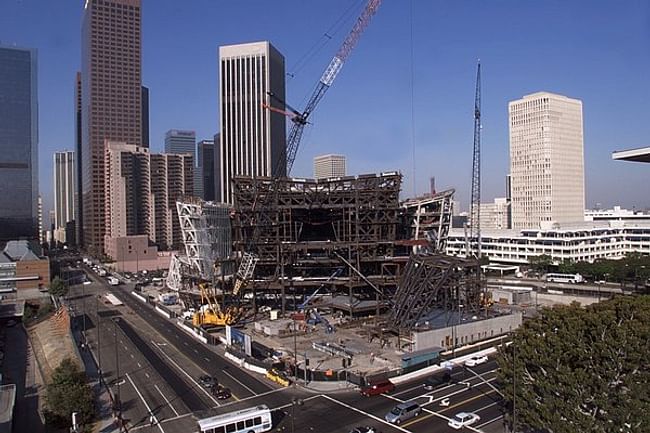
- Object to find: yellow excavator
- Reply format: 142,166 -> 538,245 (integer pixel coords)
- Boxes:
192,282 -> 241,327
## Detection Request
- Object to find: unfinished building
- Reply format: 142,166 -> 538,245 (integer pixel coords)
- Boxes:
230,173 -> 458,315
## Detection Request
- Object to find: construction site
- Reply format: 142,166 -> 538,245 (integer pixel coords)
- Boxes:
158,0 -> 520,381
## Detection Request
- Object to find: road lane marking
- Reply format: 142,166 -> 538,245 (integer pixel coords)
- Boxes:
154,384 -> 180,417
319,394 -> 411,433
126,373 -> 165,433
399,390 -> 497,431
151,340 -> 221,406
477,414 -> 504,428
221,369 -> 256,396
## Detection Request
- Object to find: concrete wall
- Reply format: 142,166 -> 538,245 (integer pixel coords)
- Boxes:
413,313 -> 523,351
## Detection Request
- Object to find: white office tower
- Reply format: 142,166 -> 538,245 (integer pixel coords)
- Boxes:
218,41 -> 286,204
53,151 -> 76,243
314,154 -> 346,179
509,92 -> 584,229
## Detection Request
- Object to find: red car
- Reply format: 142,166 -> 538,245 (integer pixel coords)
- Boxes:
360,380 -> 395,396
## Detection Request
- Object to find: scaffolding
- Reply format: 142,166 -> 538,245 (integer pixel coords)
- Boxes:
389,254 -> 483,332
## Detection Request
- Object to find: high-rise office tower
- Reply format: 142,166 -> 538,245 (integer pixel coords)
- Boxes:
53,151 -> 76,244
314,154 -> 346,179
198,139 -> 216,201
509,92 -> 584,229
75,72 -> 83,246
213,133 -> 221,202
313,154 -> 346,179
165,129 -> 195,159
81,0 -> 143,254
141,86 -> 149,147
0,45 -> 39,241
219,41 -> 286,204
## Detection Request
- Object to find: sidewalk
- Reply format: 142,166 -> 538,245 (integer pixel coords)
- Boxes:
71,327 -> 120,433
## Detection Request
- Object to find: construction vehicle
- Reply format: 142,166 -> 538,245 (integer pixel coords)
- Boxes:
192,282 -> 241,327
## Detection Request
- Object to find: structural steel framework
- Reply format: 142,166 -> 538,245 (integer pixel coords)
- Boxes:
389,254 -> 483,332
401,189 -> 455,254
232,173 -> 404,290
176,198 -> 232,281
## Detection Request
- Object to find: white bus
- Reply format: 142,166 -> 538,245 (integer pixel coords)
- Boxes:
197,405 -> 272,433
545,273 -> 584,284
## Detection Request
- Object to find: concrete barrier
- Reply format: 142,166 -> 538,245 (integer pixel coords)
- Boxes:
175,319 -> 208,344
224,351 -> 268,375
154,305 -> 171,319
130,291 -> 147,303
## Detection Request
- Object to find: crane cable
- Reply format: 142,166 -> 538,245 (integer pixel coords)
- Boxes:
409,0 -> 417,197
287,0 -> 366,80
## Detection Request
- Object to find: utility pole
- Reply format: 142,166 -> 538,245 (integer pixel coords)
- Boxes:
113,319 -> 121,419
512,334 -> 517,433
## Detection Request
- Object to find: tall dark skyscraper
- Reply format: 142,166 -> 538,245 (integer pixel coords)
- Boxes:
219,41 -> 286,204
198,139 -> 215,201
0,45 -> 39,241
81,0 -> 143,254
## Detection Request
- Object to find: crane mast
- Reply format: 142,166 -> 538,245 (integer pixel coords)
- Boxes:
274,0 -> 382,177
469,61 -> 482,258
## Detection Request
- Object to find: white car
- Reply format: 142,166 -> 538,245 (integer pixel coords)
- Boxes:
464,355 -> 488,367
448,412 -> 480,429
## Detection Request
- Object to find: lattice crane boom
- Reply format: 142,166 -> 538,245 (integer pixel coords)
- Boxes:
469,61 -> 482,257
274,0 -> 382,177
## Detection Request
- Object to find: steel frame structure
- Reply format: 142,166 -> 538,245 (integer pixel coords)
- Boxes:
401,189 -> 455,254
176,198 -> 232,281
389,254 -> 483,332
232,173 -> 404,291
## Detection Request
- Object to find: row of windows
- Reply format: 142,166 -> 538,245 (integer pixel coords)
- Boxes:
203,416 -> 264,433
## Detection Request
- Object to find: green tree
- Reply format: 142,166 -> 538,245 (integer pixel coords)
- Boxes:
45,358 -> 95,429
49,276 -> 68,298
497,296 -> 650,433
529,254 -> 553,274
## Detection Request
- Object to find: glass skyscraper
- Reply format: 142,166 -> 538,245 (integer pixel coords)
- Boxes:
0,45 -> 38,241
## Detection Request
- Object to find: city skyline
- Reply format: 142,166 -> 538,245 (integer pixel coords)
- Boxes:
1,0 -> 648,217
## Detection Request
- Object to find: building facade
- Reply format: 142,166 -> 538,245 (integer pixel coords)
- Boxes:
0,45 -> 39,241
479,197 -> 511,230
104,142 -> 193,253
75,72 -> 83,246
509,92 -> 584,229
53,151 -> 76,243
219,41 -> 287,204
447,221 -> 650,264
81,0 -> 143,254
314,154 -> 346,179
164,129 -> 195,159
197,139 -> 216,201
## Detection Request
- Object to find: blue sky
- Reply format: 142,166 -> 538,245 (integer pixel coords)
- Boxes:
1,0 -> 649,218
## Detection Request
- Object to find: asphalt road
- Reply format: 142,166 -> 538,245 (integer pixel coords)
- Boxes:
76,265 -> 506,433
110,284 -> 274,397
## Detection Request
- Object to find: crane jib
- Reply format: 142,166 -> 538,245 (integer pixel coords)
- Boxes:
320,56 -> 344,87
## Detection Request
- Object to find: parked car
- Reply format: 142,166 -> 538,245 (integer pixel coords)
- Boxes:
198,375 -> 218,388
360,380 -> 395,396
448,412 -> 480,429
385,401 -> 421,424
212,385 -> 232,400
423,370 -> 452,390
464,355 -> 488,367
